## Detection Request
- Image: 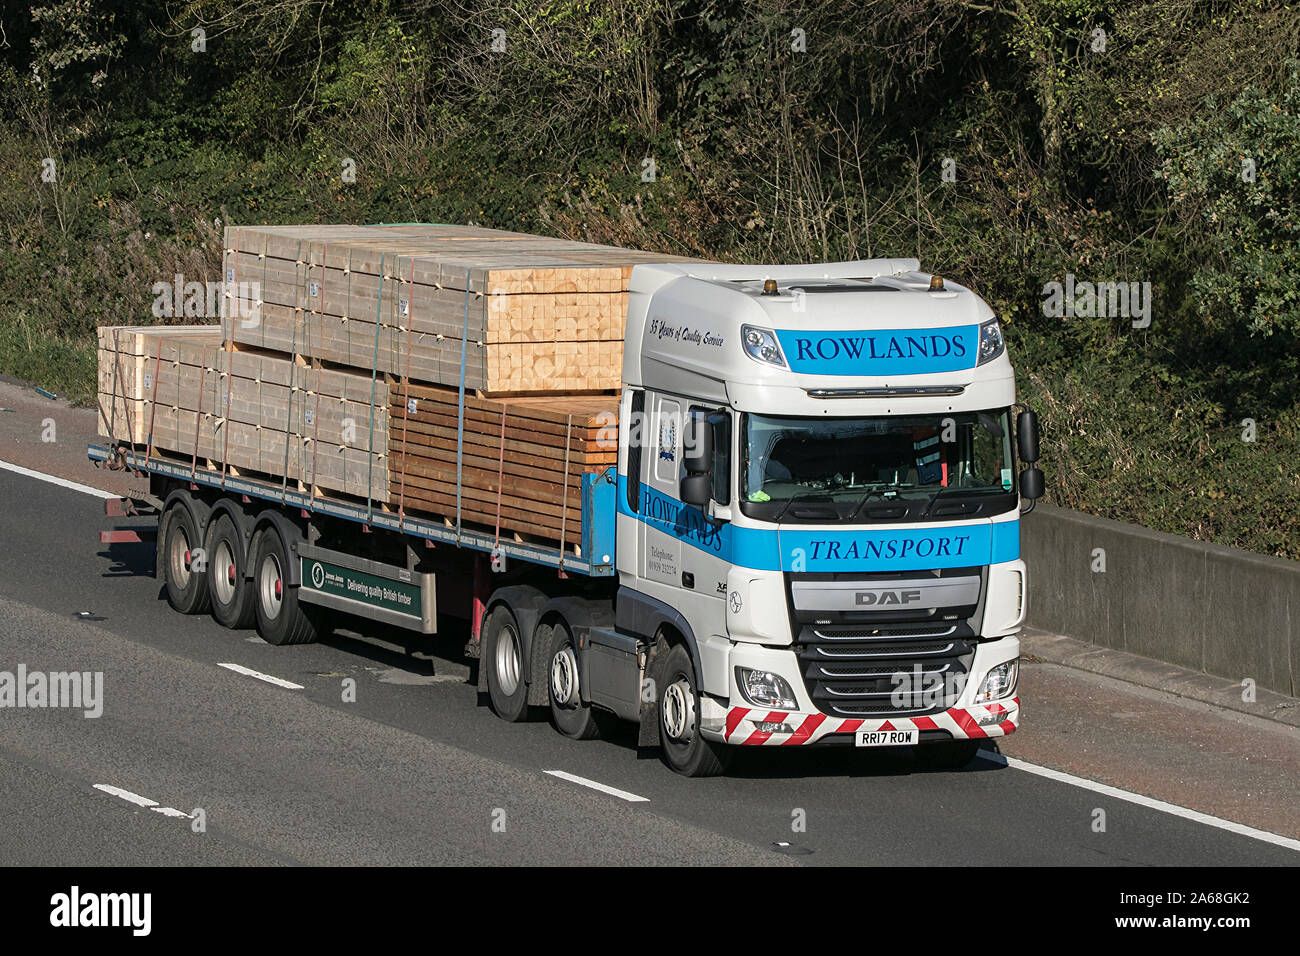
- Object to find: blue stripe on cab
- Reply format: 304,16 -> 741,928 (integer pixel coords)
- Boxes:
618,477 -> 1019,572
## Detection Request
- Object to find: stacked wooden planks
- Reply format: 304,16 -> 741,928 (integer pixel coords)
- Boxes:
388,382 -> 618,548
97,325 -> 219,444
221,223 -> 697,394
98,325 -> 389,501
99,223 -> 677,552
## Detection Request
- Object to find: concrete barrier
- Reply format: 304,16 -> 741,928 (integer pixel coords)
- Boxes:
1021,503 -> 1298,698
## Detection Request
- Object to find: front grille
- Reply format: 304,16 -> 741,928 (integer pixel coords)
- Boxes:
797,624 -> 975,718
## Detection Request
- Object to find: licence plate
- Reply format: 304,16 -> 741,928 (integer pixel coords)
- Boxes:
856,728 -> 918,747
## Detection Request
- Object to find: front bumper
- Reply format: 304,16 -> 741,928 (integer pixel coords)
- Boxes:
702,635 -> 1022,745
719,697 -> 1019,746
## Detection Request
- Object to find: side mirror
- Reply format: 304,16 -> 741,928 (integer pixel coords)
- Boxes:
680,472 -> 712,508
1016,409 -> 1040,464
1019,466 -> 1044,501
682,414 -> 713,473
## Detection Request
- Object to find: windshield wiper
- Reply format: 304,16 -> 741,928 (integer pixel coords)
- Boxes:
769,490 -> 836,523
848,485 -> 903,519
920,484 -> 1005,516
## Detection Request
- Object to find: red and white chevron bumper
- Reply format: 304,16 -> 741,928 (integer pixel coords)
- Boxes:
721,697 -> 1019,746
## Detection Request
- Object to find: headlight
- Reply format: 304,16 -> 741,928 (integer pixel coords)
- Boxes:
975,659 -> 1018,702
735,666 -> 798,709
976,318 -> 1005,366
741,325 -> 788,369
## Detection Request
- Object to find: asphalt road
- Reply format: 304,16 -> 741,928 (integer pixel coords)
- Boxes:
1,463 -> 1297,866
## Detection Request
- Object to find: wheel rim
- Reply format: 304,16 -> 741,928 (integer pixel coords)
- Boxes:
494,621 -> 521,696
662,677 -> 695,743
258,551 -> 283,621
214,539 -> 236,605
550,643 -> 579,708
168,521 -> 192,588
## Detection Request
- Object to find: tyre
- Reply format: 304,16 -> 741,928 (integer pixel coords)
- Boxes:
657,643 -> 731,777
914,739 -> 982,770
545,621 -> 603,740
160,501 -> 210,615
483,605 -> 530,722
205,516 -> 257,629
251,527 -> 316,646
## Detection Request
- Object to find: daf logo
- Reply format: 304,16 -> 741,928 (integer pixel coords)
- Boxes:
855,589 -> 923,606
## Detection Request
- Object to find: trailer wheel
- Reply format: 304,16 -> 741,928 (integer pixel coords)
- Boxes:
483,605 -> 530,722
657,643 -> 731,777
914,739 -> 982,770
160,501 -> 210,615
251,528 -> 316,646
205,516 -> 257,629
544,621 -> 602,740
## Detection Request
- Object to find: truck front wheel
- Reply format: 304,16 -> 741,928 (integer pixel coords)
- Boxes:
483,605 -> 530,722
251,528 -> 316,646
160,501 -> 210,615
657,643 -> 731,777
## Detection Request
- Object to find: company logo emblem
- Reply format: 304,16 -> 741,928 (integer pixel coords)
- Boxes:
310,561 -> 325,589
658,420 -> 676,462
855,589 -> 923,606
729,590 -> 743,614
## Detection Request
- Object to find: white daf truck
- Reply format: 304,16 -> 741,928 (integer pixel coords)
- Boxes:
93,257 -> 1042,777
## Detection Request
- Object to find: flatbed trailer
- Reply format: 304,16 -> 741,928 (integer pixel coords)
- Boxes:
90,439 -> 616,655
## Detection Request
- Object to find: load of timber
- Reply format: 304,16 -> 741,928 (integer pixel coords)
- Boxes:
220,223 -> 699,395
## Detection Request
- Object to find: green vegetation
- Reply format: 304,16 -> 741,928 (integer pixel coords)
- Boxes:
1,0 -> 1297,556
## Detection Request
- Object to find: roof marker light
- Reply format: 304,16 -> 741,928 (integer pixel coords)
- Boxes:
761,279 -> 779,296
929,275 -> 945,291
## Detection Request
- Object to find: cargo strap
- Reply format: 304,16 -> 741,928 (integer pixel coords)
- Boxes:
455,268 -> 469,543
397,256 -> 418,529
191,343 -> 209,481
142,338 -> 163,470
108,328 -> 138,456
558,415 -> 572,569
493,404 -> 507,547
365,252 -> 385,525
308,244 -> 327,497
277,238 -> 308,503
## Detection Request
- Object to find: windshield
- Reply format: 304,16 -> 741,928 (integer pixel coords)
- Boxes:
740,410 -> 1016,524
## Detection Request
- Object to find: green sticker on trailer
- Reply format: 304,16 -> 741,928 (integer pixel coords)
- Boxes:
301,557 -> 421,617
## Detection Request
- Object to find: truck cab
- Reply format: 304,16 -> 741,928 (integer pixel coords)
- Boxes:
611,259 -> 1041,774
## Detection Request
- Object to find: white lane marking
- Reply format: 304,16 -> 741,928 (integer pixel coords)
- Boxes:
94,784 -> 157,808
0,459 -> 116,499
150,806 -> 192,818
217,662 -> 305,690
978,751 -> 1300,853
94,784 -> 191,819
544,770 -> 649,803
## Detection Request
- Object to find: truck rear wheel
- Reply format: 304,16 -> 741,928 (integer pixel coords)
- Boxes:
206,516 -> 257,629
545,621 -> 602,740
657,643 -> 731,777
160,501 -> 210,615
251,527 -> 316,646
483,605 -> 530,722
